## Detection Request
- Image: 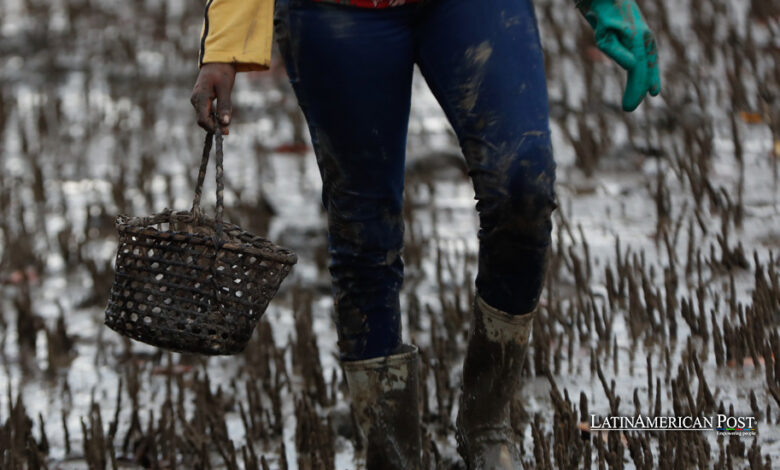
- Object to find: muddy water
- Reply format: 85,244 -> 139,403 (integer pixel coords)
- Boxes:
1,0 -> 779,468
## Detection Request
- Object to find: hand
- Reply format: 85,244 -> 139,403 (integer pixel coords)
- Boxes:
190,63 -> 237,134
579,0 -> 661,112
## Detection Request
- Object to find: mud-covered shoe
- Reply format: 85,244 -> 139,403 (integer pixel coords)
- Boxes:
456,295 -> 534,469
343,344 -> 422,470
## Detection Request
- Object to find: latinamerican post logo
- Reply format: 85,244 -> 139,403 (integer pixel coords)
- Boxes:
590,414 -> 757,436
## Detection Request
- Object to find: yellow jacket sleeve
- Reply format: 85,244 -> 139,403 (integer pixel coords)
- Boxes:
198,0 -> 274,72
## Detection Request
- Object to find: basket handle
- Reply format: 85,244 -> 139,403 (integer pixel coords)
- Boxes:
190,121 -> 225,242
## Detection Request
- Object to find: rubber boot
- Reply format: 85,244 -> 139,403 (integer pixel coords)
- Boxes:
456,295 -> 534,469
342,344 -> 422,470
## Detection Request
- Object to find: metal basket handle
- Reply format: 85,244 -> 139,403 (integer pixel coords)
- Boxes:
190,121 -> 225,242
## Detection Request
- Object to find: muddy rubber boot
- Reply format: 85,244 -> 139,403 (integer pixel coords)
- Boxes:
342,344 -> 422,470
456,295 -> 534,469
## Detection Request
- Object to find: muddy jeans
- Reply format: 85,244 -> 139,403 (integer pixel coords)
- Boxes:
275,0 -> 556,361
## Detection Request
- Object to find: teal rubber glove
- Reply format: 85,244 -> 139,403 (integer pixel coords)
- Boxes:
577,0 -> 661,111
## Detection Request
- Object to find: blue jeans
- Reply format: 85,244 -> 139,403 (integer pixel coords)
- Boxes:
275,0 -> 556,360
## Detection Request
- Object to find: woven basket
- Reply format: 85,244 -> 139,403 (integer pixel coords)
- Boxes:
105,129 -> 297,355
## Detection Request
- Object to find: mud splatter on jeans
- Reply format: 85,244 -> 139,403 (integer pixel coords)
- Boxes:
275,0 -> 554,360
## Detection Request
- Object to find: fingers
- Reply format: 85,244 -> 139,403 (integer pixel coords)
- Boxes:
649,64 -> 662,97
622,66 -> 648,112
645,33 -> 662,96
596,30 -> 637,70
622,32 -> 661,111
215,78 -> 233,132
190,64 -> 236,134
588,2 -> 661,112
622,39 -> 649,111
191,87 -> 216,132
595,27 -> 645,111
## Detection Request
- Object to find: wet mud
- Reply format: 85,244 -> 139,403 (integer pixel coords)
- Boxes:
0,0 -> 779,468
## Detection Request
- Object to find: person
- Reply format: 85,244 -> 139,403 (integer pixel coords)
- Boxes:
190,0 -> 660,467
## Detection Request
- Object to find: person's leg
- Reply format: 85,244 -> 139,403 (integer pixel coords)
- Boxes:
275,2 -> 422,468
415,0 -> 556,317
275,0 -> 415,361
414,0 -> 555,467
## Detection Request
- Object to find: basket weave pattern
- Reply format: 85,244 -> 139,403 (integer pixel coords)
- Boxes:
105,130 -> 296,355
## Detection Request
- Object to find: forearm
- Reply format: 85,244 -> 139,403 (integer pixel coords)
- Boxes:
199,0 -> 274,72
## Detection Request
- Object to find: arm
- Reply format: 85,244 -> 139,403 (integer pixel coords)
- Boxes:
191,0 -> 274,133
575,0 -> 661,112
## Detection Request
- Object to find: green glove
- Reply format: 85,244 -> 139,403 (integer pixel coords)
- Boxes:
577,0 -> 661,111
